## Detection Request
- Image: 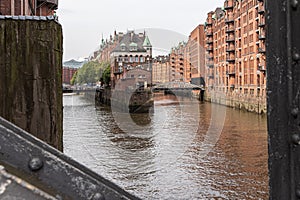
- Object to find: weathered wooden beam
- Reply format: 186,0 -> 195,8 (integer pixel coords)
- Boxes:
0,17 -> 63,151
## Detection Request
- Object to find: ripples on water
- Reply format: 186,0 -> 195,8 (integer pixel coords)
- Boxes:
63,94 -> 268,199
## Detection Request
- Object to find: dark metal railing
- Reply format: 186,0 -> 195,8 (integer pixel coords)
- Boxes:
0,117 -> 140,200
267,0 -> 300,199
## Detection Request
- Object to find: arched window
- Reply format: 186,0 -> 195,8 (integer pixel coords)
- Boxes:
140,56 -> 144,63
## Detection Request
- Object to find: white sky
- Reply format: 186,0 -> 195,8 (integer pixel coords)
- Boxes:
57,0 -> 225,61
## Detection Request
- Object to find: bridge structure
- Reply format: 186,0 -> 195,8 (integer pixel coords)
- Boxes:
63,88 -> 97,93
152,82 -> 204,92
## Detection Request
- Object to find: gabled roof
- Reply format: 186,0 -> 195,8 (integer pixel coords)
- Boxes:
112,31 -> 149,53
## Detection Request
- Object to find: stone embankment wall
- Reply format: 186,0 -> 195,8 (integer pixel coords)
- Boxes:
0,17 -> 63,150
95,88 -> 153,113
205,91 -> 267,114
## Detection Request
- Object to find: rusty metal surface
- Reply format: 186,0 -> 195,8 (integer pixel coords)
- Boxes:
0,117 -> 140,200
266,0 -> 300,199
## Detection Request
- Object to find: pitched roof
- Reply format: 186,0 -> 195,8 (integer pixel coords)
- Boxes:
112,31 -> 149,53
143,36 -> 152,47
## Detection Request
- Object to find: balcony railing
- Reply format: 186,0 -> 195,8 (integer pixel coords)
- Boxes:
206,39 -> 213,44
227,70 -> 236,75
258,5 -> 265,14
225,26 -> 235,33
206,31 -> 213,36
226,36 -> 235,42
258,19 -> 265,27
258,61 -> 266,70
207,55 -> 214,59
258,47 -> 266,53
259,34 -> 266,40
226,55 -> 235,62
226,46 -> 235,52
207,45 -> 213,51
207,62 -> 214,68
225,17 -> 234,23
206,21 -> 213,26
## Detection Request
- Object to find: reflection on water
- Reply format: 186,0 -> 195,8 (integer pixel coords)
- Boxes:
63,94 -> 268,199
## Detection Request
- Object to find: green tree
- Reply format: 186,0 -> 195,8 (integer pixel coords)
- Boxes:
73,61 -> 110,85
70,71 -> 78,85
102,65 -> 111,86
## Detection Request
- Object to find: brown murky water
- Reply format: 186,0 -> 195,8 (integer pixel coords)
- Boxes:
63,94 -> 268,199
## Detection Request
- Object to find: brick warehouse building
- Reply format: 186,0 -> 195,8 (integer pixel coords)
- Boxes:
158,25 -> 205,86
170,42 -> 188,82
110,31 -> 152,88
204,0 -> 266,113
62,67 -> 77,84
188,25 -> 205,85
0,0 -> 58,16
152,55 -> 171,84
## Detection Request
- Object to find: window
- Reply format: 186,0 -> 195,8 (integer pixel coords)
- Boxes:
243,15 -> 247,24
249,11 -> 253,20
250,46 -> 254,53
249,22 -> 253,30
244,36 -> 248,44
244,75 -> 248,84
250,74 -> 254,84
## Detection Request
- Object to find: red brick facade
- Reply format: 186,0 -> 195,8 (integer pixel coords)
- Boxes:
205,0 -> 266,98
0,0 -> 57,16
62,67 -> 77,84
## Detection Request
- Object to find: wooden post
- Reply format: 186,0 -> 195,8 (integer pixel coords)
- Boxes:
0,17 -> 63,151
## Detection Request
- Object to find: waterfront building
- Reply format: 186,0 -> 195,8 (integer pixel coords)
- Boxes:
62,59 -> 86,84
92,31 -> 120,63
188,24 -> 205,85
204,0 -> 266,113
152,55 -> 171,84
62,67 -> 77,84
0,0 -> 58,16
110,30 -> 152,88
169,42 -> 190,82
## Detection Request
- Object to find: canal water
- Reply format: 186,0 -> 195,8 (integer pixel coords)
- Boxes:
63,94 -> 268,199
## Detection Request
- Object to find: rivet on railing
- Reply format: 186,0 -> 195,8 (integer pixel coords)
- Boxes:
292,134 -> 300,145
28,157 -> 44,171
291,0 -> 299,9
293,52 -> 300,61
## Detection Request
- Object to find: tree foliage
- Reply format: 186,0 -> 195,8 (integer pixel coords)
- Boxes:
70,71 -> 77,85
102,65 -> 111,86
72,61 -> 110,85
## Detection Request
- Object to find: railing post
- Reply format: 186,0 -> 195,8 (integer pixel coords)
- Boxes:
266,0 -> 300,199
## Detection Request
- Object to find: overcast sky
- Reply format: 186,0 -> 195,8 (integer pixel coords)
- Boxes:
57,0 -> 224,61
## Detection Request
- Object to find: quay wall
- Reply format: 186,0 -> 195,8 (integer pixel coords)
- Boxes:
95,88 -> 153,113
0,18 -> 63,150
205,91 -> 267,114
